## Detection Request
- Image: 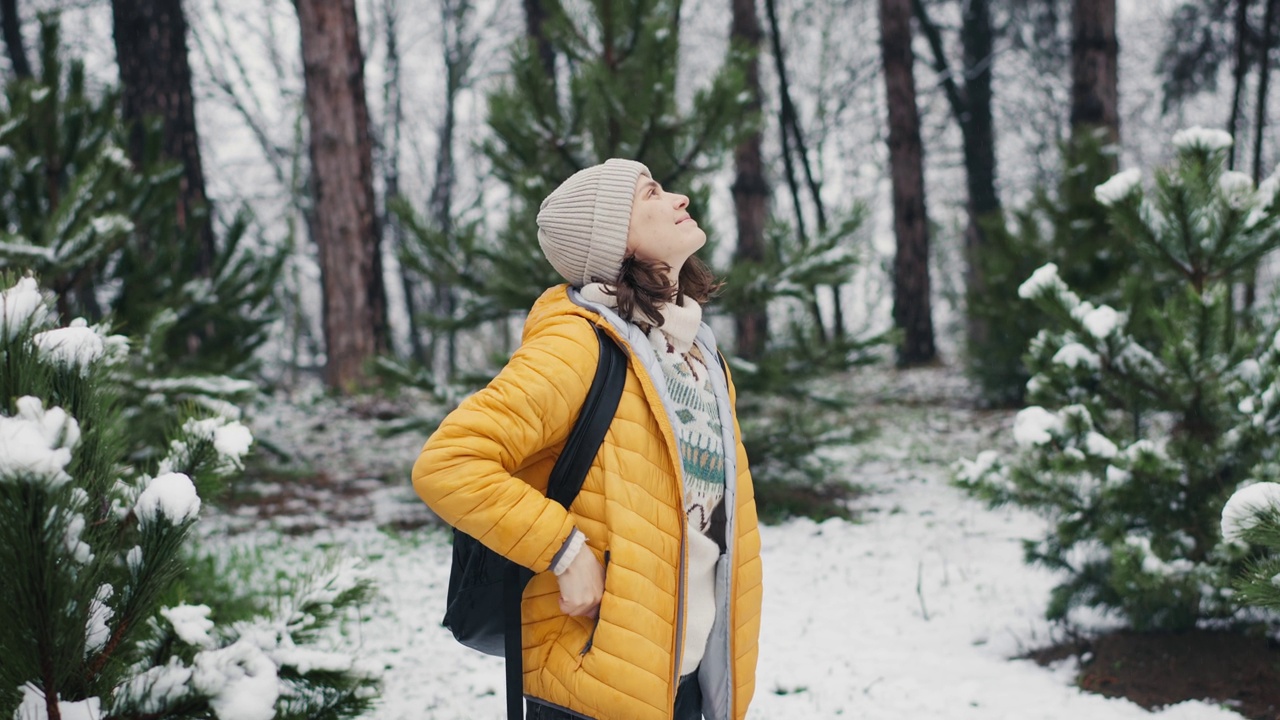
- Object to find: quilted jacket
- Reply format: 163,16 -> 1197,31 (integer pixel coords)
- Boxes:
412,285 -> 762,720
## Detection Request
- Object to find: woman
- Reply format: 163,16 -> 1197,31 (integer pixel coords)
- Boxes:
412,159 -> 762,720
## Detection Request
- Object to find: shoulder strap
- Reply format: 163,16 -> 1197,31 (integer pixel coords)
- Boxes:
545,324 -> 628,507
505,322 -> 627,720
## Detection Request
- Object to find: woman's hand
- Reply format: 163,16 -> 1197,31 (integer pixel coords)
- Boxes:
556,549 -> 604,618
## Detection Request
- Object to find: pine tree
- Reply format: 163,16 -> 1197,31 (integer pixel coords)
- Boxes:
0,17 -> 282,450
966,133 -> 1163,405
956,128 -> 1280,631
0,275 -> 379,719
397,0 -> 752,327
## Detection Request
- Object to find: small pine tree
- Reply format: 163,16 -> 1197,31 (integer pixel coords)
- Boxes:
956,128 -> 1280,631
0,275 -> 379,719
967,131 -> 1166,406
0,16 -> 282,456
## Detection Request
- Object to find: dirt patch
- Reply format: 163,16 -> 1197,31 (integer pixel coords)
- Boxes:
1028,629 -> 1280,719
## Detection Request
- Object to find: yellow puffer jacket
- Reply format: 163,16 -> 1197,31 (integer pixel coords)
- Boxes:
412,285 -> 762,720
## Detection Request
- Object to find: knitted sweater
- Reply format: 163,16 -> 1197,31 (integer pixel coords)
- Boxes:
555,283 -> 727,676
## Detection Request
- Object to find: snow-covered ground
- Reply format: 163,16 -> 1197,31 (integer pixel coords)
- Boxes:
215,366 -> 1243,719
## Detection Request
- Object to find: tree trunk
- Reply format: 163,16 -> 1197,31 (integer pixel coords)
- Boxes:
1069,0 -> 1120,151
297,0 -> 388,392
880,0 -> 935,365
1246,0 -> 1276,309
523,0 -> 556,81
1253,0 -> 1276,182
383,0 -> 425,365
110,0 -> 215,271
730,0 -> 769,361
959,0 -> 999,356
1,0 -> 29,78
1229,0 -> 1255,169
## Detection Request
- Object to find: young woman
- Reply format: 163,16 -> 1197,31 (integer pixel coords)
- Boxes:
412,159 -> 762,720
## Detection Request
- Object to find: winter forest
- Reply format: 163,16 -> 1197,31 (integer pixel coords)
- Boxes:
5,0 -> 1280,717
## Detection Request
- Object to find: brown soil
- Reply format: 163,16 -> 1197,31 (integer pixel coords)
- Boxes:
1028,629 -> 1280,719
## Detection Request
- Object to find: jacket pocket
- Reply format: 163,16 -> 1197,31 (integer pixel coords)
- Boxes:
579,550 -> 610,656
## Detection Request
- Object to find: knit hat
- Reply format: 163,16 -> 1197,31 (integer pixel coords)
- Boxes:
537,159 -> 651,287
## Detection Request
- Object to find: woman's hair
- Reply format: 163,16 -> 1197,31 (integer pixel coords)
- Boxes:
597,254 -> 722,328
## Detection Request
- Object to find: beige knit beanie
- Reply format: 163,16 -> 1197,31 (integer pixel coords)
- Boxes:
537,158 -> 651,287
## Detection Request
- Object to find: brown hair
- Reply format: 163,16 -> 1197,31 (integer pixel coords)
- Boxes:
594,255 -> 722,328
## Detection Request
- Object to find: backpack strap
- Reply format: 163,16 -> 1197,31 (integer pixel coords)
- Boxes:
505,323 -> 628,719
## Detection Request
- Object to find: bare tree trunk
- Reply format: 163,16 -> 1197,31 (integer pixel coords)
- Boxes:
297,0 -> 388,392
1246,0 -> 1277,309
1069,0 -> 1120,152
1253,0 -> 1276,182
914,0 -> 1000,362
763,0 -> 827,341
880,0 -> 935,366
111,0 -> 215,271
523,0 -> 556,81
382,0 -> 424,365
731,0 -> 769,360
1229,0 -> 1255,169
1,0 -> 29,78
431,0 -> 476,380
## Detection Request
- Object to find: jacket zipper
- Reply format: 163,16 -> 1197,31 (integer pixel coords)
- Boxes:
579,550 -> 610,655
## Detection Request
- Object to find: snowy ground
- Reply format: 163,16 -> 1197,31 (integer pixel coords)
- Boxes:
214,365 -> 1244,719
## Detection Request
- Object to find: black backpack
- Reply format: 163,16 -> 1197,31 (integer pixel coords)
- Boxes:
441,324 -> 628,719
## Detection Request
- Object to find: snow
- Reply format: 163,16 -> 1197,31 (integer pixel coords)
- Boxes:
1019,264 -> 1059,299
1084,432 -> 1118,459
1218,171 -> 1255,210
1171,127 -> 1234,153
85,584 -> 114,655
14,685 -> 101,720
162,604 -> 216,649
63,512 -> 92,564
100,145 -> 130,170
134,472 -> 202,527
1,276 -> 48,340
1052,342 -> 1100,369
1013,406 -> 1062,447
182,417 -> 254,468
1076,304 -> 1121,339
1094,169 -> 1142,206
112,658 -> 194,713
133,376 -> 258,396
174,364 -> 1260,720
1221,482 -> 1280,542
34,320 -> 105,374
1257,171 -> 1280,210
0,396 -> 79,485
90,214 -> 135,236
191,639 -> 279,720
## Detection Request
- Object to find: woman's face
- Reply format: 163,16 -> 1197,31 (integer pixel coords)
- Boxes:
625,175 -> 707,274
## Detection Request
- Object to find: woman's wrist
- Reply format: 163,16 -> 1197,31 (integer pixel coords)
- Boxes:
551,528 -> 587,575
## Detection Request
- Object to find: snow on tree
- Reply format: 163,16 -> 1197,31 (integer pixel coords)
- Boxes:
1220,482 -> 1280,611
956,127 -> 1280,631
0,277 -> 379,719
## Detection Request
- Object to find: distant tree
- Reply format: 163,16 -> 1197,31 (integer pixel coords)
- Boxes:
0,0 -> 29,78
731,0 -> 769,361
879,0 -> 935,365
1069,0 -> 1119,152
297,0 -> 388,392
913,0 -> 1001,371
110,0 -> 216,273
